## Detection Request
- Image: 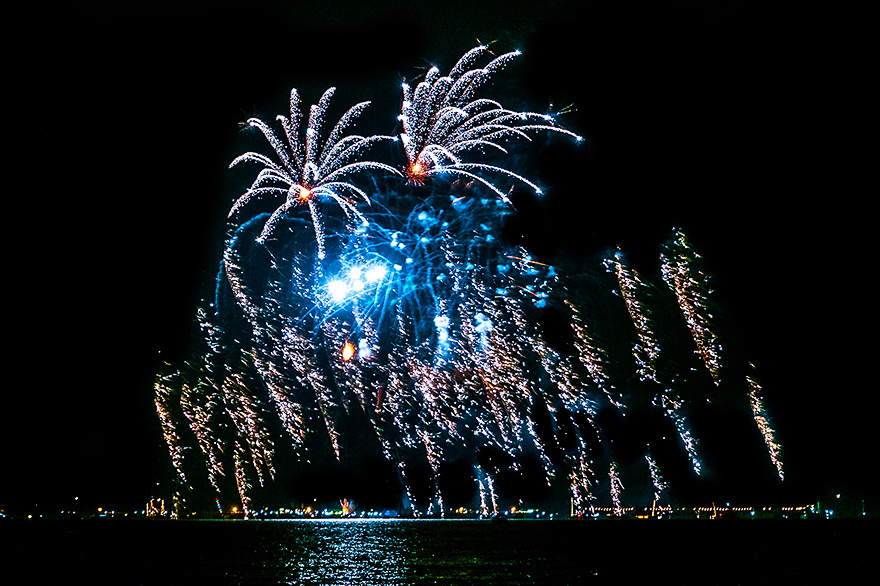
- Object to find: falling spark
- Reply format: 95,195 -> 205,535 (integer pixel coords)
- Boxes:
747,365 -> 784,480
660,230 -> 724,385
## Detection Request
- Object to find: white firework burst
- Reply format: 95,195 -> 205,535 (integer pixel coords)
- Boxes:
398,45 -> 581,201
229,87 -> 401,258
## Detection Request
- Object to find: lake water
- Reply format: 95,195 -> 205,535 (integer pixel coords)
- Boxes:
4,518 -> 873,585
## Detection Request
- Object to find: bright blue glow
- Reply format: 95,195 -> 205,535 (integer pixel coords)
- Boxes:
358,338 -> 372,359
475,312 -> 493,349
326,261 -> 392,303
365,265 -> 386,283
434,315 -> 450,356
328,280 -> 348,302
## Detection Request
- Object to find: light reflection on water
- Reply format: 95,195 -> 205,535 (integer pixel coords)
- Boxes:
274,519 -> 411,585
9,518 -> 871,585
256,518 -> 594,584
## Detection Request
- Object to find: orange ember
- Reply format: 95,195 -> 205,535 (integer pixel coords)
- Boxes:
407,161 -> 426,185
341,341 -> 355,362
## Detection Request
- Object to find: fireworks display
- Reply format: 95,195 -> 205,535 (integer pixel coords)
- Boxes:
155,45 -> 784,518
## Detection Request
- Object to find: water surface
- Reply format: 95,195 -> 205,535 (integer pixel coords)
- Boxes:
5,518 -> 873,585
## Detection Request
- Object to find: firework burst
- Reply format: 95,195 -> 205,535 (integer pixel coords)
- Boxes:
229,87 -> 401,258
398,45 -> 581,201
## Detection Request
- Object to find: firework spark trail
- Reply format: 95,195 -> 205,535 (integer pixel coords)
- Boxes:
249,346 -> 308,457
480,292 -> 528,451
282,321 -> 344,459
377,305 -> 442,515
653,392 -> 703,476
390,215 -> 555,508
569,449 -> 596,516
449,257 -> 515,498
510,255 -> 616,501
531,298 -> 619,513
606,248 -> 704,475
233,442 -> 255,518
399,45 -> 580,198
569,414 -> 607,515
605,250 -> 662,384
474,466 -> 499,516
190,307 -> 238,490
565,298 -> 625,410
222,217 -> 270,324
660,230 -> 724,385
416,425 -> 446,516
197,305 -> 225,355
609,462 -> 624,516
221,220 -> 317,460
180,376 -> 227,492
319,314 -> 355,411
522,289 -> 583,483
155,373 -> 189,487
256,237 -> 352,463
340,271 -> 398,458
645,451 -> 668,505
251,277 -> 311,457
229,87 -> 401,258
465,267 -> 514,450
747,364 -> 784,480
402,325 -> 464,515
221,362 -> 276,487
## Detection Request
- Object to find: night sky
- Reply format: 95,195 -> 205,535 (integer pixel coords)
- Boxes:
6,0 -> 872,512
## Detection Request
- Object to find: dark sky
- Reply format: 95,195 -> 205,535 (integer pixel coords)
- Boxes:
6,0 -> 871,511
